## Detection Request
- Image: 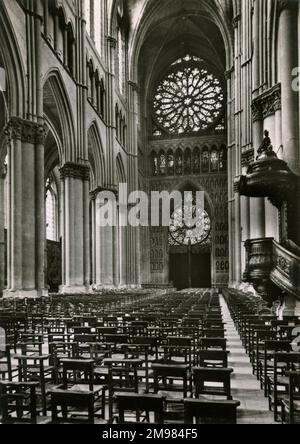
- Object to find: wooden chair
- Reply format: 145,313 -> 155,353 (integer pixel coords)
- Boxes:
49,389 -> 96,424
268,352 -> 300,421
203,328 -> 225,338
162,337 -> 193,367
184,399 -> 240,424
0,345 -> 15,381
193,367 -> 233,400
152,363 -> 190,423
15,354 -> 57,415
199,337 -> 227,351
197,350 -> 229,368
252,329 -> 277,378
58,358 -> 107,421
0,381 -> 50,424
116,393 -> 165,424
131,336 -> 159,361
18,333 -> 44,356
281,372 -> 300,424
104,357 -> 143,423
74,334 -> 97,357
261,340 -> 291,397
152,363 -> 190,398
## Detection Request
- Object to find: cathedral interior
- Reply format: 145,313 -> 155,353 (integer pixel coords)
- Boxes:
0,0 -> 300,425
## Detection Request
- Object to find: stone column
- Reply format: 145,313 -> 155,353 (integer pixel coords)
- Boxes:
35,125 -> 47,295
225,63 -> 235,286
106,36 -> 117,189
240,193 -> 250,279
278,0 -> 299,174
127,81 -> 141,287
0,165 -> 6,293
233,13 -> 242,285
60,162 -> 90,294
277,293 -> 300,319
22,126 -> 37,292
91,187 -> 117,289
250,0 -> 265,240
7,121 -> 22,295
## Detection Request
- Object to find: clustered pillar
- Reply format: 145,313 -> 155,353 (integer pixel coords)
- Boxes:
59,162 -> 90,294
4,118 -> 46,298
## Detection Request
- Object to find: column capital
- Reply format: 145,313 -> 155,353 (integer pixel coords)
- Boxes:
90,186 -> 118,200
60,162 -> 90,181
5,117 -> 45,144
251,84 -> 282,122
251,101 -> 263,122
278,0 -> 298,12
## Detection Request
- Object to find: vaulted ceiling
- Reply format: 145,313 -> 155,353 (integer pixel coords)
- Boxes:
127,0 -> 232,104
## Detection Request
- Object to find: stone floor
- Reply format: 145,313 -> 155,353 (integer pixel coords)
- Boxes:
220,295 -> 276,424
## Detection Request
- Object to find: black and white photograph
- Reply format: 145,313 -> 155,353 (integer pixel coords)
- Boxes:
0,0 -> 300,428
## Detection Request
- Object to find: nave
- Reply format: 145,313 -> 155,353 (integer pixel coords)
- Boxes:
0,289 -> 299,425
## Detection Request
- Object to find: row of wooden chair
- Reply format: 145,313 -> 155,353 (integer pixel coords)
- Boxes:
224,288 -> 300,424
0,289 -> 242,424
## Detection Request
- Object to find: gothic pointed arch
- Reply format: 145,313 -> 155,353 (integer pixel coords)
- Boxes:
42,69 -> 76,163
0,2 -> 25,121
87,122 -> 106,189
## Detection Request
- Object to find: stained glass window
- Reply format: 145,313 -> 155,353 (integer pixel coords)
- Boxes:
211,146 -> 219,172
46,177 -> 58,242
167,151 -> 175,176
159,152 -> 166,175
193,148 -> 201,174
202,147 -> 209,173
153,55 -> 224,136
184,149 -> 192,175
151,152 -> 158,176
219,145 -> 227,171
175,150 -> 183,175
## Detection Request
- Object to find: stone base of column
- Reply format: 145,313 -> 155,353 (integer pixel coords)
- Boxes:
277,294 -> 300,319
59,285 -> 91,295
3,289 -> 41,299
92,284 -> 143,292
92,284 -> 117,292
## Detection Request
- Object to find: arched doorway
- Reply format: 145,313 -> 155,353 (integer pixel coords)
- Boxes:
169,195 -> 212,289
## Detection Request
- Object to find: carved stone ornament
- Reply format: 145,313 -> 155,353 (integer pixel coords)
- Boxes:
256,130 -> 277,161
235,130 -> 299,208
5,117 -> 45,144
241,149 -> 255,168
60,162 -> 90,181
244,237 -> 300,304
90,186 -> 119,200
252,84 -> 281,122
